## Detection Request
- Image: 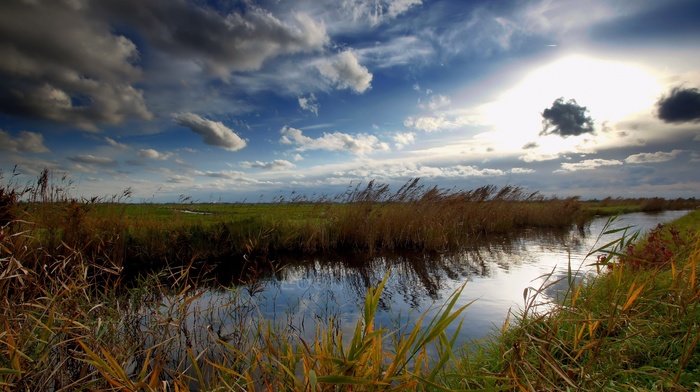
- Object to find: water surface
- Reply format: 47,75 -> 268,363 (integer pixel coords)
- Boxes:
205,210 -> 690,345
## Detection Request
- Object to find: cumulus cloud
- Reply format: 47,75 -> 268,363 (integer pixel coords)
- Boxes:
656,87 -> 700,123
138,148 -> 171,160
0,0 -> 152,131
240,160 -> 296,170
556,159 -> 622,172
172,113 -> 247,151
97,1 -> 328,79
298,93 -> 319,116
393,132 -> 415,149
625,149 -> 684,164
317,50 -> 373,93
540,98 -> 595,137
0,130 -> 49,153
68,154 -> 118,167
280,126 -> 389,155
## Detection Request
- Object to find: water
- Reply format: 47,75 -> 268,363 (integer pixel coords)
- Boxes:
125,209 -> 690,380
182,210 -> 689,347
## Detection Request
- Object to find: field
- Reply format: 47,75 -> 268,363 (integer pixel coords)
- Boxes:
1,173 -> 699,390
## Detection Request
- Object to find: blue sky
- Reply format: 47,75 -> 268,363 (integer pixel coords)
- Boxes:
1,0 -> 699,202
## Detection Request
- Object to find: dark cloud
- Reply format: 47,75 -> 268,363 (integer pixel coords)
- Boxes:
0,0 -> 151,131
522,142 -> 538,150
96,0 -> 328,79
656,87 -> 700,123
540,98 -> 594,138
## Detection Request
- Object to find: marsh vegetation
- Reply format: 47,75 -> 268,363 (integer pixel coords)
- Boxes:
1,169 -> 699,390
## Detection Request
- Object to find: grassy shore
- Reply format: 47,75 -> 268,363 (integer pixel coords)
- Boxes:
1,173 -> 699,390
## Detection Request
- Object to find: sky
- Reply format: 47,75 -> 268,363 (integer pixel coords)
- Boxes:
1,0 -> 700,202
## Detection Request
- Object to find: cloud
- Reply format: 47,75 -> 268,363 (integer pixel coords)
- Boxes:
298,93 -> 319,116
342,162 -> 504,179
556,159 -> 622,172
172,113 -> 247,151
201,170 -> 244,179
522,142 -> 539,150
280,126 -> 389,155
625,149 -> 684,164
656,87 -> 700,123
540,98 -> 595,137
240,160 -> 296,170
138,149 -> 171,160
403,114 -> 474,132
68,154 -> 118,167
418,94 -> 451,110
393,132 -> 415,149
0,130 -> 49,153
317,50 -> 373,93
340,0 -> 423,26
0,0 -> 152,131
387,0 -> 423,17
105,137 -> 129,150
167,175 -> 193,183
510,167 -> 535,174
97,1 -> 328,79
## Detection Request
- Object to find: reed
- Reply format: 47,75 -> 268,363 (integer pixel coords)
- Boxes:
456,213 -> 700,390
2,169 -> 699,390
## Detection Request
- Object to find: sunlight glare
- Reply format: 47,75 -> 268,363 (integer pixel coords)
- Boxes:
478,55 -> 663,155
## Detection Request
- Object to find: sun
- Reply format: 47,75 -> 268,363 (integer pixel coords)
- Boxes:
477,54 -> 663,155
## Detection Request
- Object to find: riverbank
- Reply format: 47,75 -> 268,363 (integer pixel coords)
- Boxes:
455,209 -> 700,390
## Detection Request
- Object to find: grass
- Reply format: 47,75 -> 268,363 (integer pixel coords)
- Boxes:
1,169 -> 699,390
455,211 -> 700,390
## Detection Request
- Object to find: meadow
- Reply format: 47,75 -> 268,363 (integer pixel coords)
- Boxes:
1,171 -> 699,390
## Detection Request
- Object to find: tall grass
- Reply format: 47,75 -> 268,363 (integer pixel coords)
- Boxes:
456,214 -> 700,390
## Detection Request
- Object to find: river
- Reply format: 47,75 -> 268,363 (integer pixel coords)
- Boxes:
145,210 -> 689,354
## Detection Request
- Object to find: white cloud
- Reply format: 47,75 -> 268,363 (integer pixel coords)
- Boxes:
105,137 -> 129,150
339,0 -> 422,26
403,114 -> 474,132
393,132 -> 415,149
387,0 -> 423,17
317,50 -> 373,93
240,160 -> 296,170
510,167 -> 535,174
280,126 -> 389,155
357,36 -> 434,69
556,159 -> 623,172
419,94 -> 451,110
172,113 -> 247,151
342,162 -> 504,179
0,130 -> 49,153
138,148 -> 171,160
625,150 -> 685,164
298,93 -> 319,116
